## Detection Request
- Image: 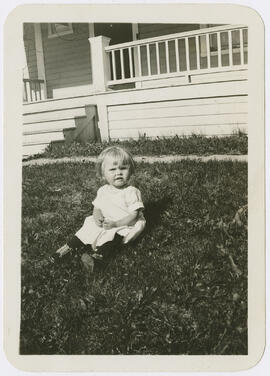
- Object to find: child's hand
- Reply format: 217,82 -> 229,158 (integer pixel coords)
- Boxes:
103,218 -> 116,230
95,216 -> 104,227
93,208 -> 104,227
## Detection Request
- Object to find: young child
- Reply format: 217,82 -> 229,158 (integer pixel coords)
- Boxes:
56,146 -> 146,271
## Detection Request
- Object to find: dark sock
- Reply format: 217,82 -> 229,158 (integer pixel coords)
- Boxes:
67,236 -> 85,252
95,234 -> 123,262
67,234 -> 123,270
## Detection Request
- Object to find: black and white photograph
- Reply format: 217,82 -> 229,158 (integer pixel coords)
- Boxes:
3,2 -> 265,373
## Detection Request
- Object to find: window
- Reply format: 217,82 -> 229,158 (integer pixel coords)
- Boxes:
48,23 -> 73,38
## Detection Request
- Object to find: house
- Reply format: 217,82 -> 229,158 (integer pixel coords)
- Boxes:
23,22 -> 248,156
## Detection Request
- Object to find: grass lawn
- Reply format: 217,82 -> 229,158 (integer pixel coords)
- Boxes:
29,133 -> 248,160
21,160 -> 247,355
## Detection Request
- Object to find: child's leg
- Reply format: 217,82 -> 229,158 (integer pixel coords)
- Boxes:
56,235 -> 85,257
93,234 -> 123,270
56,235 -> 95,271
57,234 -> 123,272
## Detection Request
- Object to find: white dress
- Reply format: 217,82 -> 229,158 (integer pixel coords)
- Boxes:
75,184 -> 146,250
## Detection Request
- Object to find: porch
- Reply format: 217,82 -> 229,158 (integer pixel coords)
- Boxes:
105,24 -> 248,89
23,24 -> 248,156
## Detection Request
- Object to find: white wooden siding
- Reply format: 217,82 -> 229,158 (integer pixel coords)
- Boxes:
138,24 -> 201,39
41,23 -> 92,98
108,101 -> 247,120
108,96 -> 248,139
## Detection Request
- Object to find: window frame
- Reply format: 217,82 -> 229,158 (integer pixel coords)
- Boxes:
48,23 -> 73,38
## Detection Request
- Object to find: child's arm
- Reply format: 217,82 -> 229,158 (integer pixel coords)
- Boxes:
103,209 -> 141,230
93,206 -> 104,227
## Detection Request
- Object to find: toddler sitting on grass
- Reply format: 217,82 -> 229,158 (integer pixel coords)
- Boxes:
56,146 -> 146,272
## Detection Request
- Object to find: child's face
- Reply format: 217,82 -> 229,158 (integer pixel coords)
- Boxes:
102,158 -> 131,188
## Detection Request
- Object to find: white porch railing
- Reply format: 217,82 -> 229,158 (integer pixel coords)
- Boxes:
104,24 -> 248,86
23,78 -> 46,102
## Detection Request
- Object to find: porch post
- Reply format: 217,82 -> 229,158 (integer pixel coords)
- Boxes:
132,24 -> 142,89
34,24 -> 47,99
88,35 -> 111,92
22,39 -> 29,79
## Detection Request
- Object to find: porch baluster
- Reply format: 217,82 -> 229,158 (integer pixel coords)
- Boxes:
155,42 -> 160,74
165,40 -> 170,73
228,31 -> 233,66
206,34 -> 210,68
217,32 -> 222,67
23,81 -> 28,102
175,39 -> 180,71
128,47 -> 134,78
34,81 -> 37,101
40,82 -> 43,100
146,44 -> 151,76
195,35 -> 200,70
38,82 -> 42,100
244,29 -> 248,64
29,82 -> 33,102
120,49 -> 125,79
240,28 -> 244,65
38,82 -> 40,100
111,50 -> 117,81
185,38 -> 190,71
137,45 -> 142,76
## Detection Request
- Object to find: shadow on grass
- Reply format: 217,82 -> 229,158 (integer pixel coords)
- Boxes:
143,196 -> 172,234
109,196 -> 172,260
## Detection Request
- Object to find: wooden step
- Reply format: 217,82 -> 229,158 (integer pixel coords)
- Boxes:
22,104 -> 98,157
23,131 -> 65,146
23,144 -> 49,157
23,107 -> 86,124
23,119 -> 76,135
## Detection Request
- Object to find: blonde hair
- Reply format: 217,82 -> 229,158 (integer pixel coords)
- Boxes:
96,146 -> 135,178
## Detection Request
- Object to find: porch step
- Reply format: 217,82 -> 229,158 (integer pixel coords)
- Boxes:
23,131 -> 65,145
23,119 -> 76,135
22,104 -> 98,157
23,118 -> 76,157
23,144 -> 52,158
23,132 -> 67,157
23,107 -> 86,124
